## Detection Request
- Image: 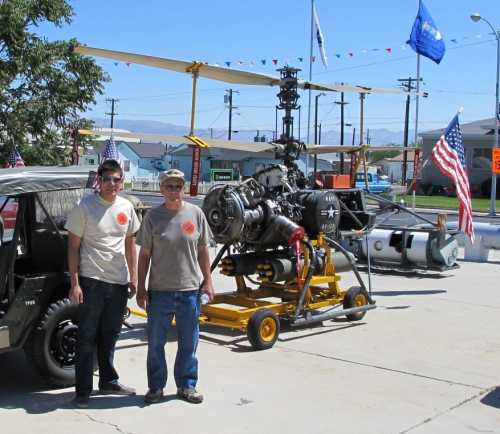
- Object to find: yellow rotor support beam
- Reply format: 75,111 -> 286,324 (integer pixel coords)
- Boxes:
183,135 -> 210,148
185,61 -> 205,136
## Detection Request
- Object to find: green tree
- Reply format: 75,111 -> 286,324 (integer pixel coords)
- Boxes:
0,0 -> 108,165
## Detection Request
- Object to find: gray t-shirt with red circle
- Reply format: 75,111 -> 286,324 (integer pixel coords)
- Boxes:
136,202 -> 212,291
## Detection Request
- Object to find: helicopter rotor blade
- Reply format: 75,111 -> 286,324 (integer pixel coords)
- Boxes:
74,45 -> 422,95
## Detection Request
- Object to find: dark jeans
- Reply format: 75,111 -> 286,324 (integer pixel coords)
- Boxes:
147,290 -> 200,391
75,276 -> 128,397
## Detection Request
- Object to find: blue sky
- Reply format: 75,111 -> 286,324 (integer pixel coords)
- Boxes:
39,0 -> 500,140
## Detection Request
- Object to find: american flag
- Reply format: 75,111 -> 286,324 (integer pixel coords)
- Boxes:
431,115 -> 474,242
93,136 -> 120,190
102,137 -> 120,162
7,145 -> 25,168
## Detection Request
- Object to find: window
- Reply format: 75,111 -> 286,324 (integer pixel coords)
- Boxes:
472,148 -> 492,170
210,160 -> 233,170
356,173 -> 372,182
35,189 -> 89,229
123,160 -> 130,172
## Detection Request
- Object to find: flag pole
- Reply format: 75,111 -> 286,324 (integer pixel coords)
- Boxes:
411,0 -> 422,211
412,53 -> 421,211
306,0 -> 314,177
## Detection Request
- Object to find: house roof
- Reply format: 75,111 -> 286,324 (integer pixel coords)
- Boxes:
125,142 -> 167,158
421,117 -> 497,137
317,158 -> 333,171
170,141 -> 274,156
87,141 -> 166,159
380,150 -> 417,162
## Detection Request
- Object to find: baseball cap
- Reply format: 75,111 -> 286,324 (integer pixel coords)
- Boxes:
159,169 -> 185,184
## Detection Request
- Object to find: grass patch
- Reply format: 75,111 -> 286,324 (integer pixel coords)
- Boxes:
393,195 -> 500,212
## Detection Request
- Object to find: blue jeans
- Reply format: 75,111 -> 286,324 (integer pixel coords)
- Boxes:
146,290 -> 200,391
76,276 -> 128,397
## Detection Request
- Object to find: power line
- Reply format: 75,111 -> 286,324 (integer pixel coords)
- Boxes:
117,106 -> 222,117
117,87 -> 226,101
208,106 -> 228,128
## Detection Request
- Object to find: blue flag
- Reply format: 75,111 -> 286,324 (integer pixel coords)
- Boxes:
407,1 -> 445,64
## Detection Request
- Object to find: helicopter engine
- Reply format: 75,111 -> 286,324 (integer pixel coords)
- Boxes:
203,165 -> 343,246
202,164 -> 374,280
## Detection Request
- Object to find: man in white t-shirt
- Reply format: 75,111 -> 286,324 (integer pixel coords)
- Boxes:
65,159 -> 141,408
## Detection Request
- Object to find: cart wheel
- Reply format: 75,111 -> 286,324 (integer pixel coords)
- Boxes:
247,309 -> 280,350
343,286 -> 369,321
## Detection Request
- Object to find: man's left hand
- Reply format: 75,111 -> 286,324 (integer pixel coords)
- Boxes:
128,281 -> 137,299
201,280 -> 215,302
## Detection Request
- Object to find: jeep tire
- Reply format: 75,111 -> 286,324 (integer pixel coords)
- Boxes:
25,299 -> 79,387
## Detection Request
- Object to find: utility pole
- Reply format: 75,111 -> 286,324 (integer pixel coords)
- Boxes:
335,87 -> 349,173
366,128 -> 371,145
298,106 -> 301,142
314,93 -> 326,176
225,89 -> 239,140
398,77 -> 421,185
274,106 -> 278,141
106,98 -> 119,129
210,128 -> 214,139
352,127 -> 356,146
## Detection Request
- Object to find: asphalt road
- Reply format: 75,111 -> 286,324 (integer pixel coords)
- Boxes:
1,248 -> 499,434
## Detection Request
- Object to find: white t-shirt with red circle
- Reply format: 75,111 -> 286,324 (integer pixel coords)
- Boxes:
65,193 -> 141,285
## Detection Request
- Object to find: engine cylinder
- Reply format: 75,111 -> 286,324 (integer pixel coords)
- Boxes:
294,190 -> 341,238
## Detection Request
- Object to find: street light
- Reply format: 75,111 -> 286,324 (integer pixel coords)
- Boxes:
471,12 -> 500,215
313,92 -> 326,177
314,92 -> 326,144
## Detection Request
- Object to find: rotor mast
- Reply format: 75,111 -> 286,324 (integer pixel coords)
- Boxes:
275,67 -> 304,168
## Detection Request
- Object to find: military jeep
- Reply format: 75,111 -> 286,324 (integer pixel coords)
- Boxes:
0,166 -> 141,387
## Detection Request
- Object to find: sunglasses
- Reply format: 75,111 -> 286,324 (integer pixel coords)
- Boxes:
101,175 -> 123,184
164,184 -> 184,191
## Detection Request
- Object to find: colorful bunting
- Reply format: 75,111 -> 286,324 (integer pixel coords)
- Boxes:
98,32 -> 492,71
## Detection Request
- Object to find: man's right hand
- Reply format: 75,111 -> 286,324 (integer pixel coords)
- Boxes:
69,285 -> 83,304
136,288 -> 148,310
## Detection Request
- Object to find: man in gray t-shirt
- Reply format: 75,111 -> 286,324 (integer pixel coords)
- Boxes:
136,169 -> 214,405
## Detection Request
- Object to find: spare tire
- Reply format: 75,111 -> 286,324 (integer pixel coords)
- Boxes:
25,299 -> 80,387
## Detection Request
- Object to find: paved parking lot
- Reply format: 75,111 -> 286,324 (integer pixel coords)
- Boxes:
0,248 -> 499,434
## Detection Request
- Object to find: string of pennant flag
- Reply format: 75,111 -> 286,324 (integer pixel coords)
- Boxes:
98,33 -> 494,70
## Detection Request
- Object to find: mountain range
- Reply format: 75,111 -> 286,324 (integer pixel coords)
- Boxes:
91,118 -> 414,146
